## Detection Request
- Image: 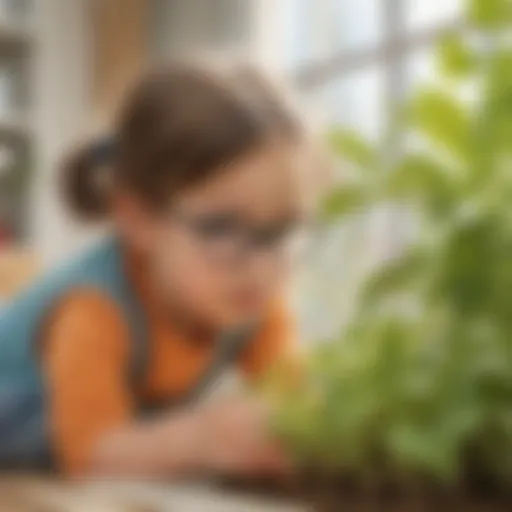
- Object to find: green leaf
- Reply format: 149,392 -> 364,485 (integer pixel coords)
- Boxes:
321,183 -> 369,220
387,154 -> 452,195
386,422 -> 459,480
437,35 -> 477,78
468,0 -> 512,29
409,88 -> 470,158
385,153 -> 459,216
328,129 -> 377,170
487,49 -> 512,97
360,248 -> 428,307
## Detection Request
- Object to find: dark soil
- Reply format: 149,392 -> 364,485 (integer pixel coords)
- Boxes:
220,471 -> 512,511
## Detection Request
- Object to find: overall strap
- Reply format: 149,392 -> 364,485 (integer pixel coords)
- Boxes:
183,322 -> 259,406
97,238 -> 151,391
110,267 -> 256,399
120,290 -> 151,391
108,285 -> 257,404
142,322 -> 260,414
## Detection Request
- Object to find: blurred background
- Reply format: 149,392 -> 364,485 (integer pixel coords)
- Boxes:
0,0 -> 462,339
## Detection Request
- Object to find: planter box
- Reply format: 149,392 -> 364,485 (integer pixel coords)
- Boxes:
2,477 -> 511,511
87,481 -> 308,512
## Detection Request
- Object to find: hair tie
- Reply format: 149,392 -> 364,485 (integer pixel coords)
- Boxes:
89,136 -> 116,167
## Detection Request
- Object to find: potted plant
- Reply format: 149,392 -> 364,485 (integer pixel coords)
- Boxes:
259,0 -> 512,509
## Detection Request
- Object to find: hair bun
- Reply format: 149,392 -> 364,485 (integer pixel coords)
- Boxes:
88,136 -> 117,167
59,137 -> 115,221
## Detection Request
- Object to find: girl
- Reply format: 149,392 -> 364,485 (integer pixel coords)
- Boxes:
0,61 -> 320,478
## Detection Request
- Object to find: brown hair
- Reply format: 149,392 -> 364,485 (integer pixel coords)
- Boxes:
61,61 -> 306,221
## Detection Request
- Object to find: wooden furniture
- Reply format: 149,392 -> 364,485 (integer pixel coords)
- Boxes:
0,477 -> 304,512
0,246 -> 38,298
90,0 -> 149,120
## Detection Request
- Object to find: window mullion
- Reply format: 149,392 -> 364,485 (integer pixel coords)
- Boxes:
295,18 -> 459,91
382,0 -> 407,119
382,0 -> 408,259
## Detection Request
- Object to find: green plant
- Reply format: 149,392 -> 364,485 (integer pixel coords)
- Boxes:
271,0 -> 512,490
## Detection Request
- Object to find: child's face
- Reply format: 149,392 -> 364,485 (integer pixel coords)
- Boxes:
128,143 -> 314,328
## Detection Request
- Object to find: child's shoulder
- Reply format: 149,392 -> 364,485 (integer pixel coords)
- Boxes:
8,236 -> 123,304
0,236 -> 131,334
45,286 -> 130,351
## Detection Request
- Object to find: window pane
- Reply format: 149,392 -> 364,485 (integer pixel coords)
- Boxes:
405,0 -> 461,32
296,67 -> 387,342
283,0 -> 382,69
323,66 -> 386,140
296,214 -> 383,342
332,0 -> 382,52
282,0 -> 316,68
405,47 -> 437,91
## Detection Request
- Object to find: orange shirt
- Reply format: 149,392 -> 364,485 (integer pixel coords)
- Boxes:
42,262 -> 294,475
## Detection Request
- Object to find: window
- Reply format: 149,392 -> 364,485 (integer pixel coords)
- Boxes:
290,0 -> 461,115
285,0 -> 462,341
323,66 -> 386,139
405,0 -> 460,32
0,0 -> 33,246
282,0 -> 315,68
333,0 -> 382,52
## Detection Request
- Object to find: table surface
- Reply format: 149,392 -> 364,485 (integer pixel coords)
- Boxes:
0,477 -> 309,512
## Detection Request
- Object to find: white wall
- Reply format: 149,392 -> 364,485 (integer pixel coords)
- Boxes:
30,0 -> 95,265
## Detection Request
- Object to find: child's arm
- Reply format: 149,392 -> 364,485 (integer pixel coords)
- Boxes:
44,291 -> 285,478
87,398 -> 285,478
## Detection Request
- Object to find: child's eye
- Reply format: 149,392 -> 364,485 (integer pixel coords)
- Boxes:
188,213 -> 242,238
257,220 -> 308,245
